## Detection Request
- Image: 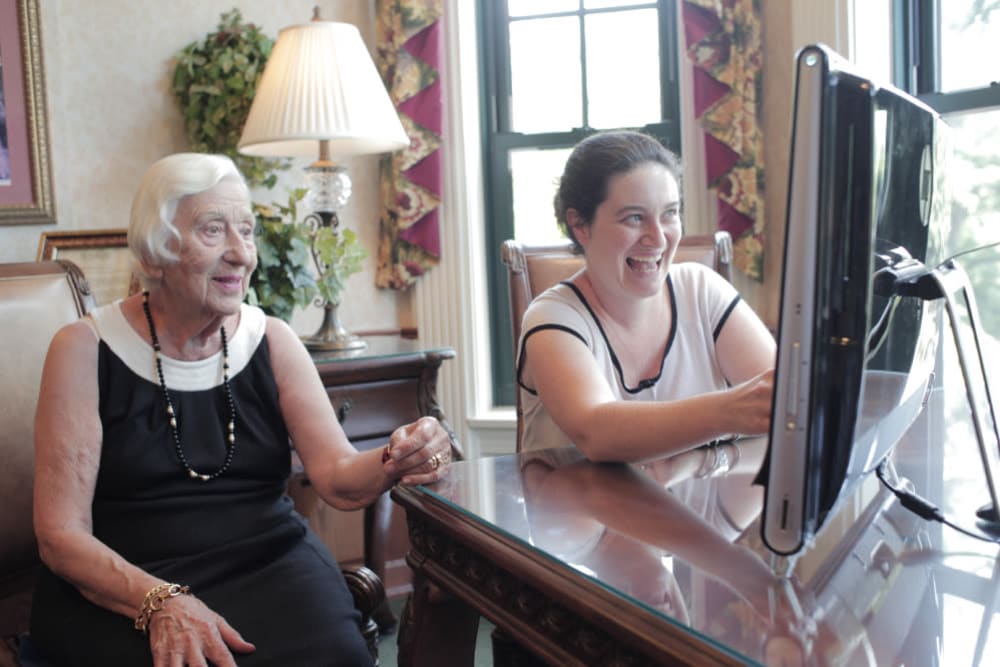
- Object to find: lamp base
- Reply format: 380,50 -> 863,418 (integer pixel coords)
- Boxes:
302,302 -> 367,351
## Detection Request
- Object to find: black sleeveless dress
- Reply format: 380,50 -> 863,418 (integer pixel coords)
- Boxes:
29,304 -> 372,667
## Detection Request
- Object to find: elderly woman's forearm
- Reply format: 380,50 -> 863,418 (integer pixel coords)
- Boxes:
36,527 -> 161,620
310,448 -> 392,511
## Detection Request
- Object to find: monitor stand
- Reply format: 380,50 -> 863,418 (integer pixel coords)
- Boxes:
918,260 -> 1000,533
976,503 -> 1000,532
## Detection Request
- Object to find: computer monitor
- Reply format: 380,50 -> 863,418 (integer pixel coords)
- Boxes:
761,44 -> 950,555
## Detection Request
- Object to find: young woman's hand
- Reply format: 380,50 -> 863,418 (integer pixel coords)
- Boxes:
722,368 -> 774,436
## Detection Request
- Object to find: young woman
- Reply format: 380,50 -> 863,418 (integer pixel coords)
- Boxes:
518,131 -> 775,464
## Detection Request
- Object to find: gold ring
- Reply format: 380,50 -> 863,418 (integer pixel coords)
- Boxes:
429,454 -> 441,470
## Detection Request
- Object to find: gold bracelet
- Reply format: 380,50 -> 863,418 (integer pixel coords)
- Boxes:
134,582 -> 190,633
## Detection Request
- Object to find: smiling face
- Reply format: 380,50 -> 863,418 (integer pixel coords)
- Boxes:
572,161 -> 682,299
154,178 -> 258,318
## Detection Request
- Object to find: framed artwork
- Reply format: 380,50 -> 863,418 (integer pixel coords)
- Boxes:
0,0 -> 54,225
37,229 -> 139,306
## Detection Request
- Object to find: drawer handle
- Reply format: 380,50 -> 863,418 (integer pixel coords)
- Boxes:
337,396 -> 354,423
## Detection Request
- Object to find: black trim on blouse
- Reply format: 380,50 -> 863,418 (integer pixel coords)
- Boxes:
561,277 -> 678,395
518,271 -> 741,398
517,324 -> 588,396
713,295 -> 742,341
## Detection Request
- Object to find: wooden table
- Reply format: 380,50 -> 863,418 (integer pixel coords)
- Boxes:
293,336 -> 457,600
392,431 -> 1000,666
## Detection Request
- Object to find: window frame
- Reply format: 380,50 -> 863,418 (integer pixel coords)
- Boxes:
894,0 -> 1000,111
477,0 -> 682,406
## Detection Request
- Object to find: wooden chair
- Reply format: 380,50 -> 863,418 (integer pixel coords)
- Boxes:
0,260 -> 383,665
500,231 -> 734,452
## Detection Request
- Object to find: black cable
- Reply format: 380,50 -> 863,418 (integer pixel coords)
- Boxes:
875,460 -> 1000,543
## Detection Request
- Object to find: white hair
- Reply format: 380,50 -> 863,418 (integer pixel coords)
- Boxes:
128,153 -> 249,286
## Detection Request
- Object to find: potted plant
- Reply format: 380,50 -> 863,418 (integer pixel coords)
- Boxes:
311,220 -> 368,311
248,190 -> 315,321
248,190 -> 367,321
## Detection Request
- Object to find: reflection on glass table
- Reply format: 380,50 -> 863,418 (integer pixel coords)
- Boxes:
397,421 -> 1000,666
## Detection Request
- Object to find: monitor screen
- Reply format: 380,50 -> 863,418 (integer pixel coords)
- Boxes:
761,44 -> 950,555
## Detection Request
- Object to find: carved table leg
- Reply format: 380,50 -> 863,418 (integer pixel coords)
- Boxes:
397,572 -> 480,667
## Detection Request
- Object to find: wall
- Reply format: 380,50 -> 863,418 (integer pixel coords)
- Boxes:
753,0 -> 795,327
743,0 -> 857,326
0,0 -> 406,335
4,0 -> 856,459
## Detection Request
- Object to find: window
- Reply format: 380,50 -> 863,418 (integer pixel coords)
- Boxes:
894,0 -> 1000,545
478,0 -> 681,406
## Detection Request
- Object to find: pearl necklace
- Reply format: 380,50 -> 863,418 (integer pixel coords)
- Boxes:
141,291 -> 236,481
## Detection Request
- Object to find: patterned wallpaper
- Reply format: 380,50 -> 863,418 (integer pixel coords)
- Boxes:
0,0 -> 405,334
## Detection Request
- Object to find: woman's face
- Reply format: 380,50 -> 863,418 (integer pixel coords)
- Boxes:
573,162 -> 682,299
157,179 -> 257,317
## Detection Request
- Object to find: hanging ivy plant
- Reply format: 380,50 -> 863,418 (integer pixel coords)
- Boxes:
172,8 -> 289,188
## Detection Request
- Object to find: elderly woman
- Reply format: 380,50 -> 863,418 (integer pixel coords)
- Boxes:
518,131 -> 775,465
28,153 -> 452,666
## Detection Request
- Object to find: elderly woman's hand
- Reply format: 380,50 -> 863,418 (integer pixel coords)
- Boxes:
383,416 -> 453,485
148,593 -> 254,667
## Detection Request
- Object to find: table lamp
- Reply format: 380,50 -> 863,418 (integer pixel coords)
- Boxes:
238,9 -> 408,350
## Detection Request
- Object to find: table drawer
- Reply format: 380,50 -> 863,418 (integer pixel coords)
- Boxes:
326,378 -> 421,445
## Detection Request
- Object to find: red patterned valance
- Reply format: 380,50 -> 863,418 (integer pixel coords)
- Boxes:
682,0 -> 765,281
375,0 -> 444,290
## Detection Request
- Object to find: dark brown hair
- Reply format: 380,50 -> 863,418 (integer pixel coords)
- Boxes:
554,131 -> 682,252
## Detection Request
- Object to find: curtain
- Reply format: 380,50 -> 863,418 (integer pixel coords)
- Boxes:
682,0 -> 766,281
374,0 -> 444,290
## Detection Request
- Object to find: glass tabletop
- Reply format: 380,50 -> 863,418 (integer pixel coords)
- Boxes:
417,433 -> 1000,666
308,334 -> 454,365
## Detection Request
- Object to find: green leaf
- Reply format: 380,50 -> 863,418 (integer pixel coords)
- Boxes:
189,83 -> 220,95
312,226 -> 367,307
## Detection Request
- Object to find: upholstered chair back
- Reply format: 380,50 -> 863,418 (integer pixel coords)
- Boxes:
0,261 -> 95,643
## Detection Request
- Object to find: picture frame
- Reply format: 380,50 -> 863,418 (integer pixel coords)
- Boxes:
37,229 -> 139,306
0,0 -> 55,225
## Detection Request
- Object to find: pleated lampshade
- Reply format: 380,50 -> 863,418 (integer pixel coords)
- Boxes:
238,20 -> 408,158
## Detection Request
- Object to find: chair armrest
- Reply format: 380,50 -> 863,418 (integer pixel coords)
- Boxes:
342,564 -> 385,618
342,564 -> 385,664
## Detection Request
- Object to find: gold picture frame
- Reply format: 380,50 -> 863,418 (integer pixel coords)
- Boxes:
0,0 -> 55,225
37,229 -> 139,306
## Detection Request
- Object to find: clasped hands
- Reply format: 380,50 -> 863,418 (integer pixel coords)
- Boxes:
382,415 -> 453,486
